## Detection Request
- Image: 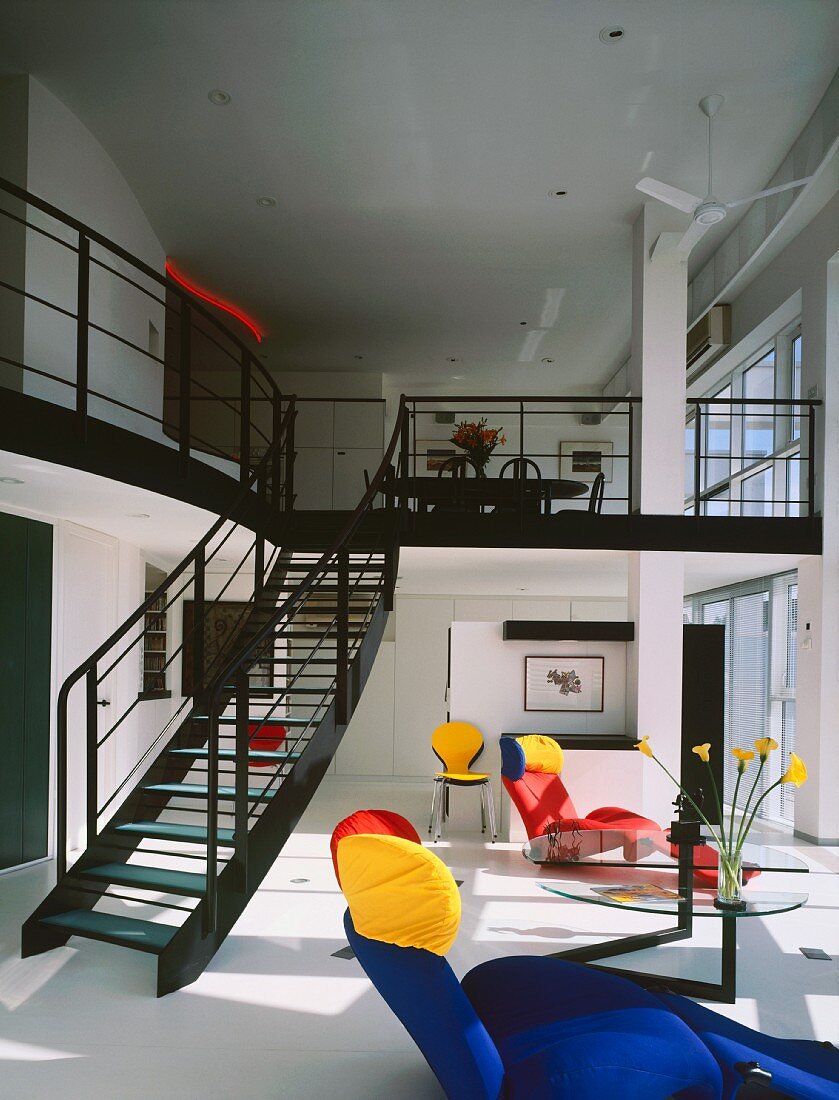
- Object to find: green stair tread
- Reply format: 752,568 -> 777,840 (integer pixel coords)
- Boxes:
170,748 -> 302,761
40,909 -> 177,953
144,782 -> 275,800
81,863 -> 207,896
112,821 -> 236,844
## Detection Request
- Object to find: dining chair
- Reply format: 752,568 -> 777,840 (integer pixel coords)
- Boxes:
496,457 -> 543,516
434,455 -> 483,512
588,471 -> 606,513
556,470 -> 606,515
428,721 -> 497,841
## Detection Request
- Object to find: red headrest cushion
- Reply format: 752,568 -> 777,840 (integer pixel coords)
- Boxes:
330,809 -> 421,885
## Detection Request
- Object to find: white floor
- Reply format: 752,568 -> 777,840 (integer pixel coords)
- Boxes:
1,779 -> 838,1099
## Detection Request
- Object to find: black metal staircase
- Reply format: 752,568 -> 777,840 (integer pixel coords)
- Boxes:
21,385 -> 406,993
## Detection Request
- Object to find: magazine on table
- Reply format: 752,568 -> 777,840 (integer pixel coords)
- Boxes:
591,883 -> 685,905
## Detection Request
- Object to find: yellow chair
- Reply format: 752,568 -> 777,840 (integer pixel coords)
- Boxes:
428,721 -> 497,842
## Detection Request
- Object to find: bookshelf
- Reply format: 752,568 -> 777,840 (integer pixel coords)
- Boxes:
140,564 -> 170,700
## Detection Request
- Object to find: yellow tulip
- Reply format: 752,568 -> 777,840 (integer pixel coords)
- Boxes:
692,743 -> 711,763
781,753 -> 808,788
754,737 -> 779,760
635,736 -> 653,758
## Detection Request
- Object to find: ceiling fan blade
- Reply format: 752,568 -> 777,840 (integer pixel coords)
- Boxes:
725,176 -> 815,209
676,218 -> 713,254
636,177 -> 702,214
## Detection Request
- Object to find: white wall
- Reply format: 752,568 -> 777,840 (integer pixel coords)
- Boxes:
19,77 -> 169,443
447,621 -> 638,838
336,593 -> 630,815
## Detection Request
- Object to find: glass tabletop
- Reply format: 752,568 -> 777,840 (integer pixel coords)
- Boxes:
537,879 -> 808,918
523,828 -> 808,874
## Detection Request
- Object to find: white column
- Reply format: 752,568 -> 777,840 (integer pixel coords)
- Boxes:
795,249 -> 839,842
626,203 -> 690,823
628,203 -> 689,514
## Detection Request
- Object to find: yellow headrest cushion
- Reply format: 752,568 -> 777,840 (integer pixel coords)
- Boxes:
517,734 -> 564,774
337,834 -> 461,955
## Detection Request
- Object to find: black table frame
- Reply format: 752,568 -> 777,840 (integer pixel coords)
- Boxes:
539,832 -> 806,1004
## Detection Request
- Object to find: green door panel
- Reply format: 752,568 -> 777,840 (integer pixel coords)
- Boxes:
0,512 -> 52,869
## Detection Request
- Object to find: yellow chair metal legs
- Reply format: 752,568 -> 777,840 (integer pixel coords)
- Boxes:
427,721 -> 498,842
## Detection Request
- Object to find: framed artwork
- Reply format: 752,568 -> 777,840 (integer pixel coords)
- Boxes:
524,655 -> 605,713
182,600 -> 275,696
416,439 -> 458,473
560,441 -> 613,483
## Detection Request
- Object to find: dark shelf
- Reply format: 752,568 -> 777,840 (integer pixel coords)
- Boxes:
503,620 -> 634,642
138,690 -> 172,701
501,733 -> 637,751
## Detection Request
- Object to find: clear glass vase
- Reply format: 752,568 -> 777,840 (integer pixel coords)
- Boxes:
715,850 -> 746,911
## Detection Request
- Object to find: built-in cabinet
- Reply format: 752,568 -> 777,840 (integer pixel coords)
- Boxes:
293,400 -> 384,509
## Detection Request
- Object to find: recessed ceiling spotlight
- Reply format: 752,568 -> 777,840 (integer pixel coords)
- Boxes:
446,357 -> 461,363
353,354 -> 364,360
548,189 -> 567,197
599,26 -> 624,43
125,512 -> 150,518
256,196 -> 276,208
208,89 -> 232,105
519,321 -> 528,326
541,357 -> 555,364
0,476 -> 24,484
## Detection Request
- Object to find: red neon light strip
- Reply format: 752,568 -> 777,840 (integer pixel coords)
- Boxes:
165,258 -> 263,343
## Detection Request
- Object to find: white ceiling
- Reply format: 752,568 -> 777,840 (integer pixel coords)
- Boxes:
0,450 -> 250,570
1,1 -> 837,392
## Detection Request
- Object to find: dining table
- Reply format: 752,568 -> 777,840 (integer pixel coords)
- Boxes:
399,475 -> 589,513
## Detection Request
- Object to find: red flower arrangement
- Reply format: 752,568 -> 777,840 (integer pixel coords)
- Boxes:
450,418 -> 506,469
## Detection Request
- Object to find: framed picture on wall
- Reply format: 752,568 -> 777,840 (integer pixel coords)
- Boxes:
182,600 -> 275,696
416,439 -> 458,473
524,655 -> 605,712
559,441 -> 613,483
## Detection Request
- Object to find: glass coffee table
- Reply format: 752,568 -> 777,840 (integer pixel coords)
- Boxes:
524,826 -> 808,1003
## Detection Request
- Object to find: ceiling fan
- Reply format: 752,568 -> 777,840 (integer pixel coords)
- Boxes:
636,95 -> 815,254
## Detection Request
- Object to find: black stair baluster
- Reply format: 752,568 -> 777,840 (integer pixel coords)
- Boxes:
179,301 -> 192,478
86,666 -> 98,848
336,550 -> 349,724
234,667 -> 249,893
75,233 -> 90,435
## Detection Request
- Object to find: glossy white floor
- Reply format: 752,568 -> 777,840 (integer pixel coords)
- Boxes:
1,779 -> 838,1099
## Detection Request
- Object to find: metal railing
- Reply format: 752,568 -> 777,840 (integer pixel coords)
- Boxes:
199,397 -> 407,931
685,398 -> 820,518
400,396 -> 639,520
55,407 -> 297,879
0,174 -> 286,486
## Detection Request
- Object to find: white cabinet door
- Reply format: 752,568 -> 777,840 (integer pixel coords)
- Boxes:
294,401 -> 334,447
334,402 -> 384,449
293,448 -> 334,509
332,448 -> 384,509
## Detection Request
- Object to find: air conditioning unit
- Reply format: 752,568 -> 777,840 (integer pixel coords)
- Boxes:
686,304 -> 730,378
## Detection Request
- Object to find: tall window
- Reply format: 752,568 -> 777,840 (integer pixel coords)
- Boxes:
684,571 -> 798,824
685,324 -> 803,516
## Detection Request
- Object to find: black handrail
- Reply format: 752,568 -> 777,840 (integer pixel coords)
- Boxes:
199,397 -> 408,931
0,174 -> 280,481
55,401 -> 296,879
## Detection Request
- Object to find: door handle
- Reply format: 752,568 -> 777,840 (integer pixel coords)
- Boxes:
96,698 -> 111,707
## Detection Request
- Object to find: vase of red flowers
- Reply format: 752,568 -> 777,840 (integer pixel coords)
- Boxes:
450,418 -> 506,471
